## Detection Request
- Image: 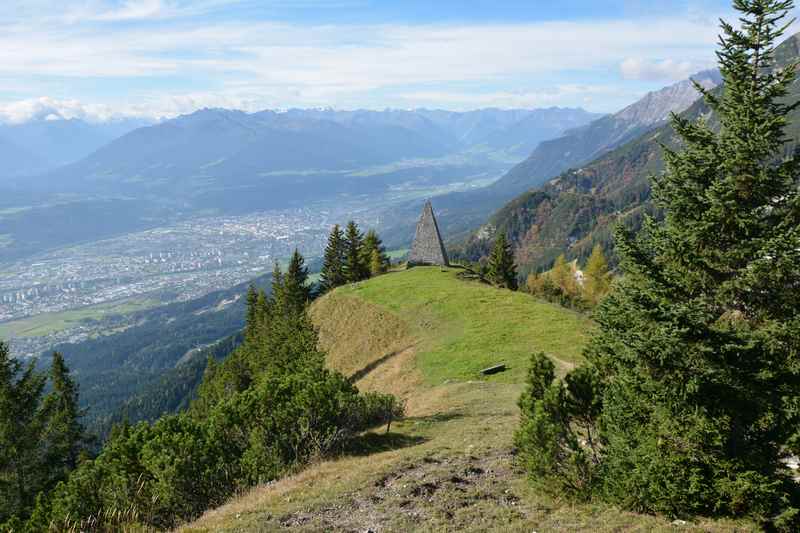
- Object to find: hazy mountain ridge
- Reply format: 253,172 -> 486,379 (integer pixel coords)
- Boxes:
275,106 -> 603,154
0,106 -> 598,262
0,135 -> 46,177
23,106 -> 600,197
461,35 -> 799,275
377,71 -> 721,250
0,117 -> 151,178
614,69 -> 721,124
483,69 -> 722,198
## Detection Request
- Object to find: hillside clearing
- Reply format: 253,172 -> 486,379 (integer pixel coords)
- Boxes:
182,268 -> 755,532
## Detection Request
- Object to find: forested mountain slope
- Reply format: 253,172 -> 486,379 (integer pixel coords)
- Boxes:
182,267 -> 752,532
43,272 -> 272,436
461,33 -> 800,275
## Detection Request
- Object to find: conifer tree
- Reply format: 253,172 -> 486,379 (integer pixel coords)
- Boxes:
270,261 -> 284,303
320,224 -> 346,292
245,288 -> 270,349
280,249 -> 311,316
515,352 -> 601,498
265,261 -> 288,325
519,1 -> 800,525
525,272 -> 543,295
244,284 -> 259,341
255,289 -> 269,325
0,341 -> 46,523
362,229 -> 389,276
40,352 -> 86,489
582,244 -> 611,304
343,221 -> 368,283
486,232 -> 518,290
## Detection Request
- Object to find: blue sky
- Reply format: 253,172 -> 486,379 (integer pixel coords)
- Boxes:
0,0 -> 793,122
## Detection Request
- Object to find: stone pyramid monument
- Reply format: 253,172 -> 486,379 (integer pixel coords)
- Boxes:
408,200 -> 449,267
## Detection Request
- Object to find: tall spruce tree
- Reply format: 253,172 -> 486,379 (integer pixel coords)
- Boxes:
362,229 -> 389,276
244,284 -> 259,341
281,249 -> 311,316
0,341 -> 46,524
486,232 -> 518,290
255,289 -> 270,330
270,261 -> 284,302
520,0 -> 800,525
344,221 -> 368,283
320,224 -> 346,292
40,352 -> 86,490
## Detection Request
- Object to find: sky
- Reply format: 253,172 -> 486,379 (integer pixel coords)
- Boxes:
0,0 -> 795,123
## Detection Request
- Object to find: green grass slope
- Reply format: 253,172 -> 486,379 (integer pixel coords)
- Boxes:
329,266 -> 589,382
183,268 -> 754,532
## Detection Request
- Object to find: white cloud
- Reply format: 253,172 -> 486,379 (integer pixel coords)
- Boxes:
89,0 -> 167,22
0,2 -> 744,119
0,97 -> 155,124
397,85 -> 639,111
0,18 -> 721,83
619,57 -> 706,81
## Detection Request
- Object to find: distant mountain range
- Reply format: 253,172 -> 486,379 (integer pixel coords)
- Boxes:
460,34 -> 799,275
0,135 -> 43,177
0,117 -> 151,177
418,107 -> 605,156
270,107 -> 603,157
379,70 -> 722,247
0,67 -> 733,266
485,69 -> 722,197
1,106 -> 598,262
26,106 -> 601,195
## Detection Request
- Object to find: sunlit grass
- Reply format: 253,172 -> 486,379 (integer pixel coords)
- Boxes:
339,267 -> 591,382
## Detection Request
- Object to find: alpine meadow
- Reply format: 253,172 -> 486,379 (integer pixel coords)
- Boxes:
3,0 -> 800,531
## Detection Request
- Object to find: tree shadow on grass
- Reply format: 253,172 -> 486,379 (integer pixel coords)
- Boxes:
343,431 -> 427,458
348,343 -> 418,383
341,412 -> 465,458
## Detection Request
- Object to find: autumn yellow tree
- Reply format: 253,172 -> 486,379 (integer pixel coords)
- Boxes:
550,254 -> 576,296
582,244 -> 610,304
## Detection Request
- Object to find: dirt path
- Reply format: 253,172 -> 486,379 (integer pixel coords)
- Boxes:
277,447 -> 524,532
